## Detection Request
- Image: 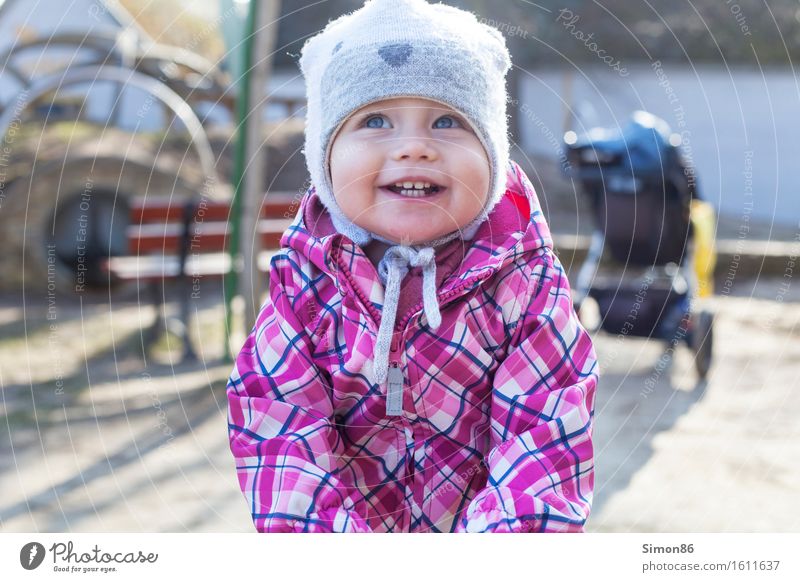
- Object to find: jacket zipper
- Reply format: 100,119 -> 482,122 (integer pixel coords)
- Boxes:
385,330 -> 404,416
384,273 -> 490,417
335,250 -> 494,416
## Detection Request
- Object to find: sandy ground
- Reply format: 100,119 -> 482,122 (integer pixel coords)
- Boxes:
0,276 -> 798,533
589,277 -> 800,532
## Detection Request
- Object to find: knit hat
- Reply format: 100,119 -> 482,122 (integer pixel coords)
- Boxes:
298,0 -> 512,398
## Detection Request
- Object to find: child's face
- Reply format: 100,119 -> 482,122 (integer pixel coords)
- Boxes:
329,97 -> 490,246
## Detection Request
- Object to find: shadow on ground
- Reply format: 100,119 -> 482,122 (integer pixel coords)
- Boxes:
591,342 -> 709,516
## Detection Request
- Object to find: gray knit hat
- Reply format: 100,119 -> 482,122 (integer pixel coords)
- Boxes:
299,0 -> 512,245
298,0 -> 512,398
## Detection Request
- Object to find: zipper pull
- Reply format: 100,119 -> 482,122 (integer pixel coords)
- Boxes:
386,364 -> 404,416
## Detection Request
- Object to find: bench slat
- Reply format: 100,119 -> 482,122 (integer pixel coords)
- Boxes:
130,192 -> 299,223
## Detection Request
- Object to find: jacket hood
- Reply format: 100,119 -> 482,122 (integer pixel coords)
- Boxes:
281,160 -> 553,292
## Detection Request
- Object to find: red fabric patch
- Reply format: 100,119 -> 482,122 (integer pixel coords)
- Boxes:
507,188 -> 530,219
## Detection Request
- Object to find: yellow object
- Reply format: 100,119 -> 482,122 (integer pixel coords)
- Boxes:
690,199 -> 717,298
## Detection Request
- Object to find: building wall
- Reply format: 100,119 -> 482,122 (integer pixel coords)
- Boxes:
518,64 -> 800,227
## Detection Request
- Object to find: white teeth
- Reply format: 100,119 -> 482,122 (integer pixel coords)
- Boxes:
393,181 -> 434,190
388,181 -> 441,197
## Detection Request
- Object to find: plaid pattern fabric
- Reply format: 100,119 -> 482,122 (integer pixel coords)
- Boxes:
227,161 -> 598,533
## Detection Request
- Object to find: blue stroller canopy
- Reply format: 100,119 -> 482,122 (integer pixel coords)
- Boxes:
570,111 -> 677,178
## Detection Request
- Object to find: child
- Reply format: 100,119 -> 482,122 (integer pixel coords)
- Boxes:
227,0 -> 598,533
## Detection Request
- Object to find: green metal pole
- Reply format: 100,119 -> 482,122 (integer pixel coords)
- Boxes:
223,0 -> 257,362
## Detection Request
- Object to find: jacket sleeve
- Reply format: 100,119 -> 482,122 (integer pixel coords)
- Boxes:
455,249 -> 598,533
226,253 -> 372,533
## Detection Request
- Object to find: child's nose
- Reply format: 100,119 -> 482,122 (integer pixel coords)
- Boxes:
391,136 -> 439,161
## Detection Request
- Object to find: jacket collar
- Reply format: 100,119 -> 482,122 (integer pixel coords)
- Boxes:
280,161 -> 553,303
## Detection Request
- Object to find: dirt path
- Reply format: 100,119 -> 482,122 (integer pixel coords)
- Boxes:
0,288 -> 252,532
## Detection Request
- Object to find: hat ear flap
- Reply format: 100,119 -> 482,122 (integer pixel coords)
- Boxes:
481,26 -> 512,75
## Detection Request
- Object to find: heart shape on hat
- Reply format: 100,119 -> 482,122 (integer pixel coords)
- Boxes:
378,43 -> 413,67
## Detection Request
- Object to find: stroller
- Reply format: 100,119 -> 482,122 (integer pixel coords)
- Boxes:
563,111 -> 715,379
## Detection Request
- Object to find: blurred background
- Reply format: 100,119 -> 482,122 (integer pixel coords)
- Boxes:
0,0 -> 798,533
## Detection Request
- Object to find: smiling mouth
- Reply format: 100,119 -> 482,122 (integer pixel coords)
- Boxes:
381,182 -> 445,198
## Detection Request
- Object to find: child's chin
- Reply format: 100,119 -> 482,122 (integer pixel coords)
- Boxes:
380,227 -> 447,246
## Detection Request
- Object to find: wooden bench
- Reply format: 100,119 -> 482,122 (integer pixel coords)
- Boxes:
104,192 -> 297,361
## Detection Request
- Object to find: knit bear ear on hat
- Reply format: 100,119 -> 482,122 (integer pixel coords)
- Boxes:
298,0 -> 513,248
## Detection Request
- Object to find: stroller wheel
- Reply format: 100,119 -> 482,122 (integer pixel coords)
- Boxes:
690,310 -> 714,379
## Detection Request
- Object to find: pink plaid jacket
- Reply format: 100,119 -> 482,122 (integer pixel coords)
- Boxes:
227,161 -> 598,533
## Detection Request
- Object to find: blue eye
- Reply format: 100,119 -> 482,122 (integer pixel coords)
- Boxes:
364,114 -> 390,129
434,115 -> 462,129
360,113 -> 463,129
